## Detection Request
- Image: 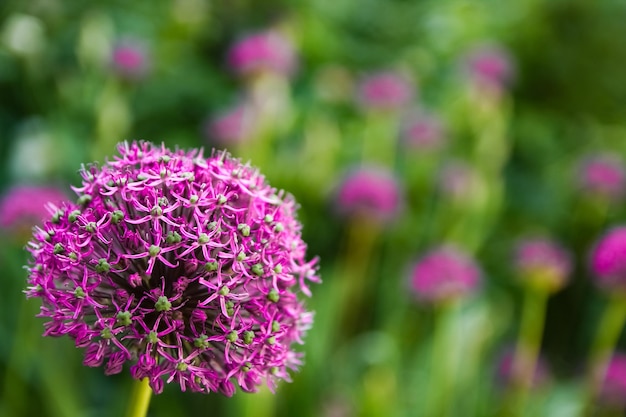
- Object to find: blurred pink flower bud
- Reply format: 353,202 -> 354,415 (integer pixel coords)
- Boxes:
590,227 -> 626,292
601,353 -> 626,409
578,154 -> 626,201
111,40 -> 150,80
400,112 -> 446,151
356,71 -> 414,111
513,237 -> 572,292
204,102 -> 257,147
496,347 -> 550,388
228,31 -> 297,77
438,160 -> 477,201
0,185 -> 67,231
409,246 -> 481,303
335,167 -> 402,223
464,44 -> 514,92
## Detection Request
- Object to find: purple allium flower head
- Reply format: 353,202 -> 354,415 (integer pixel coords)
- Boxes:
496,347 -> 550,388
25,141 -> 319,395
335,166 -> 402,223
111,40 -> 150,80
204,103 -> 257,147
590,227 -> 626,292
0,185 -> 67,230
400,112 -> 446,151
464,44 -> 514,92
356,71 -> 414,111
577,154 -> 626,201
438,160 -> 477,201
601,353 -> 626,408
513,237 -> 572,293
227,31 -> 297,78
409,246 -> 481,303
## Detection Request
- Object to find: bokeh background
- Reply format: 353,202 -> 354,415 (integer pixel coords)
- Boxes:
3,0 -> 626,416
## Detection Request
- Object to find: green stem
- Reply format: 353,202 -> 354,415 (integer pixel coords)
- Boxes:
361,112 -> 399,168
507,287 -> 549,415
337,217 -> 380,336
584,294 -> 626,413
125,378 -> 153,417
0,296 -> 32,417
427,301 -> 456,417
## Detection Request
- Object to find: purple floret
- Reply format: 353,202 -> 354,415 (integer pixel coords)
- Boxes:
25,141 -> 319,395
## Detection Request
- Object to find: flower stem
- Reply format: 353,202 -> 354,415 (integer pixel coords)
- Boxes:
338,217 -> 380,335
507,286 -> 549,414
427,301 -> 456,417
584,294 -> 626,412
361,112 -> 399,168
125,378 -> 153,417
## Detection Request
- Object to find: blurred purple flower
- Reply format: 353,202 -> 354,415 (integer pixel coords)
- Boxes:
111,40 -> 150,80
513,237 -> 572,292
601,353 -> 626,409
400,112 -> 446,151
356,71 -> 414,111
438,160 -> 476,201
0,185 -> 67,230
577,154 -> 626,201
464,44 -> 514,93
590,227 -> 626,292
204,102 -> 257,147
496,347 -> 550,388
335,167 -> 402,223
227,31 -> 297,78
25,141 -> 319,395
409,246 -> 481,303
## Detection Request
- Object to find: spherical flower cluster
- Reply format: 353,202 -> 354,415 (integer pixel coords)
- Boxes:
400,112 -> 446,151
111,40 -> 150,80
601,353 -> 626,409
356,71 -> 414,111
0,185 -> 67,231
577,154 -> 626,201
437,160 -> 478,202
204,103 -> 257,147
496,347 -> 550,388
590,227 -> 626,293
25,141 -> 319,395
464,44 -> 514,92
227,31 -> 297,78
513,237 -> 572,293
335,167 -> 402,223
409,246 -> 481,303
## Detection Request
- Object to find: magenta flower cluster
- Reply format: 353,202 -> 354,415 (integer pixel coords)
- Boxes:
205,102 -> 257,147
227,31 -> 297,78
409,246 -> 481,303
464,44 -> 514,92
0,185 -> 66,230
591,226 -> 626,292
335,166 -> 402,223
513,237 -> 572,292
401,112 -> 446,151
578,154 -> 626,201
356,70 -> 414,111
111,40 -> 150,80
25,141 -> 319,395
601,353 -> 626,408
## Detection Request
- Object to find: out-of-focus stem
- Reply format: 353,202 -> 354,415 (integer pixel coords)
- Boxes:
427,300 -> 457,417
361,112 -> 399,168
125,377 -> 153,417
507,286 -> 549,415
584,294 -> 626,414
338,217 -> 380,335
0,296 -> 31,417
